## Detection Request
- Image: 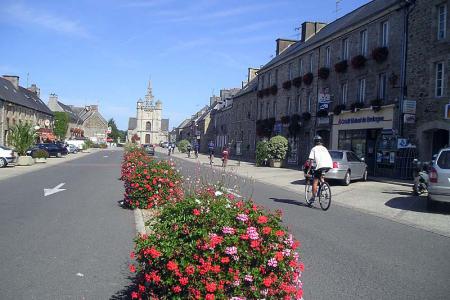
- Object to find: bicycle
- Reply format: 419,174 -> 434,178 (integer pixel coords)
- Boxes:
304,167 -> 332,211
208,152 -> 214,165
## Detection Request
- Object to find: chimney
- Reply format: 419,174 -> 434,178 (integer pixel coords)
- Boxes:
301,22 -> 327,42
47,93 -> 59,111
247,67 -> 259,82
28,84 -> 40,98
89,105 -> 98,111
3,75 -> 19,89
276,39 -> 297,56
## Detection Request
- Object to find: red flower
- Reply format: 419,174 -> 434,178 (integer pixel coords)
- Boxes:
130,251 -> 135,259
167,260 -> 178,271
131,291 -> 138,299
275,251 -> 284,261
221,257 -> 230,264
250,240 -> 260,248
193,209 -> 201,216
185,265 -> 195,275
211,265 -> 221,273
275,230 -> 285,237
138,284 -> 145,292
263,277 -> 273,287
205,282 -> 217,293
240,234 -> 249,240
257,215 -> 268,224
129,264 -> 136,273
179,277 -> 189,286
262,226 -> 272,235
172,285 -> 182,293
206,294 -> 215,300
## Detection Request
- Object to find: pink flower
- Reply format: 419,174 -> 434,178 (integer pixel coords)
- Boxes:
246,227 -> 259,240
236,213 -> 248,222
225,246 -> 237,255
244,274 -> 253,282
222,226 -> 236,234
268,257 -> 278,267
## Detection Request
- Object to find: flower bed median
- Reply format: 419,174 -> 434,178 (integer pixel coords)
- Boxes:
122,148 -> 304,299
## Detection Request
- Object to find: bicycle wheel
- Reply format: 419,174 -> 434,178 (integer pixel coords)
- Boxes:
318,182 -> 332,211
304,178 -> 313,205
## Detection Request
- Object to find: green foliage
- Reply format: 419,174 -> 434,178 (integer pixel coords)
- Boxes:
177,139 -> 190,153
268,135 -> 288,160
255,140 -> 269,166
54,112 -> 69,140
32,149 -> 49,159
8,123 -> 36,156
107,118 -> 120,143
84,139 -> 94,149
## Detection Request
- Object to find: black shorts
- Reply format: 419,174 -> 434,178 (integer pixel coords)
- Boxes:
313,168 -> 330,179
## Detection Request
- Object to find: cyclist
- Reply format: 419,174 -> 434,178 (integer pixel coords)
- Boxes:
307,135 -> 333,204
208,141 -> 215,164
187,143 -> 192,158
194,142 -> 199,158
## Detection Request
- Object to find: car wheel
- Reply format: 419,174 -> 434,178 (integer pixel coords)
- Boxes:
0,158 -> 7,168
342,171 -> 351,186
57,152 -> 62,158
426,195 -> 435,210
362,169 -> 368,181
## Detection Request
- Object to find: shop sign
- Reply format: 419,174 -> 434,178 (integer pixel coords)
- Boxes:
403,114 -> 415,124
338,116 -> 385,125
318,93 -> 331,110
236,141 -> 242,156
403,100 -> 416,114
397,138 -> 415,149
445,104 -> 450,119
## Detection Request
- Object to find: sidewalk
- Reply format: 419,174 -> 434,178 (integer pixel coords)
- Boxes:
160,148 -> 450,238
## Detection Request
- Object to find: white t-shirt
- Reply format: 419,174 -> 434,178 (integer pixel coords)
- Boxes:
309,145 -> 333,169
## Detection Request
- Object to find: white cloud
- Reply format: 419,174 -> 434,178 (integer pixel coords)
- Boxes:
3,3 -> 90,38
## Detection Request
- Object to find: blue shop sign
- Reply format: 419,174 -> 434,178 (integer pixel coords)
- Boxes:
338,116 -> 384,125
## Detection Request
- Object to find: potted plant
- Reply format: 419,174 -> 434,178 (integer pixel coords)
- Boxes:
270,84 -> 278,95
263,88 -> 271,96
351,55 -> 367,69
257,90 -> 264,98
302,72 -> 313,85
371,46 -> 389,63
282,80 -> 292,90
334,60 -> 348,73
316,109 -> 329,118
268,135 -> 288,167
292,76 -> 302,87
32,149 -> 49,163
333,104 -> 346,115
255,140 -> 269,166
318,67 -> 330,80
350,102 -> 364,112
370,99 -> 383,112
8,123 -> 36,166
302,112 -> 311,121
281,115 -> 290,125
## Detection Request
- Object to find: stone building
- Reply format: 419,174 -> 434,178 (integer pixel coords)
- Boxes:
406,0 -> 450,160
127,80 -> 168,145
0,75 -> 54,146
47,94 -> 108,143
256,0 -> 411,176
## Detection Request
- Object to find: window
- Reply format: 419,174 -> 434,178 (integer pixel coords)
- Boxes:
309,52 -> 314,72
438,4 -> 447,40
287,97 -> 291,114
325,46 -> 331,67
437,150 -> 450,169
268,72 -> 272,86
275,69 -> 278,85
436,61 -> 445,97
342,38 -> 349,60
298,58 -> 303,75
273,101 -> 277,117
307,93 -> 312,112
360,29 -> 368,56
266,102 -> 270,118
378,73 -> 387,101
261,75 -> 265,89
358,78 -> 366,103
288,63 -> 293,80
259,102 -> 263,119
341,82 -> 348,104
381,21 -> 389,47
295,94 -> 301,112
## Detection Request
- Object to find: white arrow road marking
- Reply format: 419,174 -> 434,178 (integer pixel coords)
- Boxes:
76,273 -> 84,277
44,183 -> 66,197
103,155 -> 109,158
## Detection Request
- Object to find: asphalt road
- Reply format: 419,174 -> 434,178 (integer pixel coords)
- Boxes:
169,155 -> 450,300
0,150 -> 134,299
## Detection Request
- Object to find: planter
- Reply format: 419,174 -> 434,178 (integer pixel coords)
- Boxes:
257,90 -> 264,98
269,158 -> 283,168
371,47 -> 389,63
351,55 -> 367,69
292,76 -> 302,87
318,67 -> 330,80
282,80 -> 292,90
34,157 -> 47,163
333,104 -> 346,115
16,156 -> 35,166
334,60 -> 348,73
303,72 -> 313,85
270,85 -> 278,95
350,102 -> 364,112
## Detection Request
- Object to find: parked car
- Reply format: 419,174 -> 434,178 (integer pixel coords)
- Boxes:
427,147 -> 450,208
27,143 -> 68,158
143,144 -> 155,156
160,142 -> 169,148
66,144 -> 79,154
0,145 -> 16,168
325,150 -> 368,185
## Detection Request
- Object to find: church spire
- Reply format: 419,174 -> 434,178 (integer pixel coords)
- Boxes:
144,79 -> 154,105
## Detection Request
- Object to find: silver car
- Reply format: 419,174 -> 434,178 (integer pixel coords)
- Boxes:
325,150 -> 368,185
427,147 -> 450,208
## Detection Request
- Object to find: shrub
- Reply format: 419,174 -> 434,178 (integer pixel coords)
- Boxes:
177,139 -> 190,153
282,80 -> 292,90
84,139 -> 94,149
302,73 -> 313,85
131,191 -> 304,300
371,47 -> 389,63
8,123 -> 36,156
318,67 -> 330,80
351,55 -> 367,69
333,104 -> 346,115
256,140 -> 270,166
268,135 -> 288,160
99,143 -> 108,149
32,149 -> 49,159
292,76 -> 302,88
334,60 -> 348,73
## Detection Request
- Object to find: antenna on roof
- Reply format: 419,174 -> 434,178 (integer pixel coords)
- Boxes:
294,26 -> 301,40
26,73 -> 29,88
335,0 -> 342,19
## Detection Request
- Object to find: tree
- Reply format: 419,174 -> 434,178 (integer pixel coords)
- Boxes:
54,112 -> 69,140
8,123 -> 36,156
107,118 -> 120,142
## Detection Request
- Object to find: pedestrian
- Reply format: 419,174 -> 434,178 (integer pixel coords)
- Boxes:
194,142 -> 199,158
208,141 -> 215,165
187,143 -> 192,158
222,146 -> 229,167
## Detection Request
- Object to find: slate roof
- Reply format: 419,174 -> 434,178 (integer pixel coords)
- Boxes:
0,77 -> 53,115
259,0 -> 400,72
128,117 -> 137,130
56,101 -> 83,123
234,77 -> 258,98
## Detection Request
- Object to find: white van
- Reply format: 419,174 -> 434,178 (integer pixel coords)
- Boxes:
66,139 -> 85,150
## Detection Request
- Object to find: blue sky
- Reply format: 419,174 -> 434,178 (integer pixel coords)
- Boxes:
0,0 -> 369,130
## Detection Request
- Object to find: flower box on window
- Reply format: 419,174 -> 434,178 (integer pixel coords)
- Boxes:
292,76 -> 302,87
270,85 -> 278,95
282,80 -> 292,90
370,99 -> 383,112
334,60 -> 348,73
333,104 -> 346,115
257,90 -> 264,98
318,67 -> 330,80
302,73 -> 313,85
371,47 -> 389,63
263,88 -> 271,96
350,102 -> 364,112
351,55 -> 367,69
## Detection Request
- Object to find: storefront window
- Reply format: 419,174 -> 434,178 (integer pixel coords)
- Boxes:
338,130 -> 366,158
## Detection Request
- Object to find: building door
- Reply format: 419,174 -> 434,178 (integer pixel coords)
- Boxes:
432,129 -> 449,157
145,134 -> 150,144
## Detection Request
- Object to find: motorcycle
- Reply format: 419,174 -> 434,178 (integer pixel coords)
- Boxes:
412,159 -> 429,196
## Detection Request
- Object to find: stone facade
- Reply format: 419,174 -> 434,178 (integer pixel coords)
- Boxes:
407,0 -> 450,160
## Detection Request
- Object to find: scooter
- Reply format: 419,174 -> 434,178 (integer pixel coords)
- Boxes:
412,159 -> 429,196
